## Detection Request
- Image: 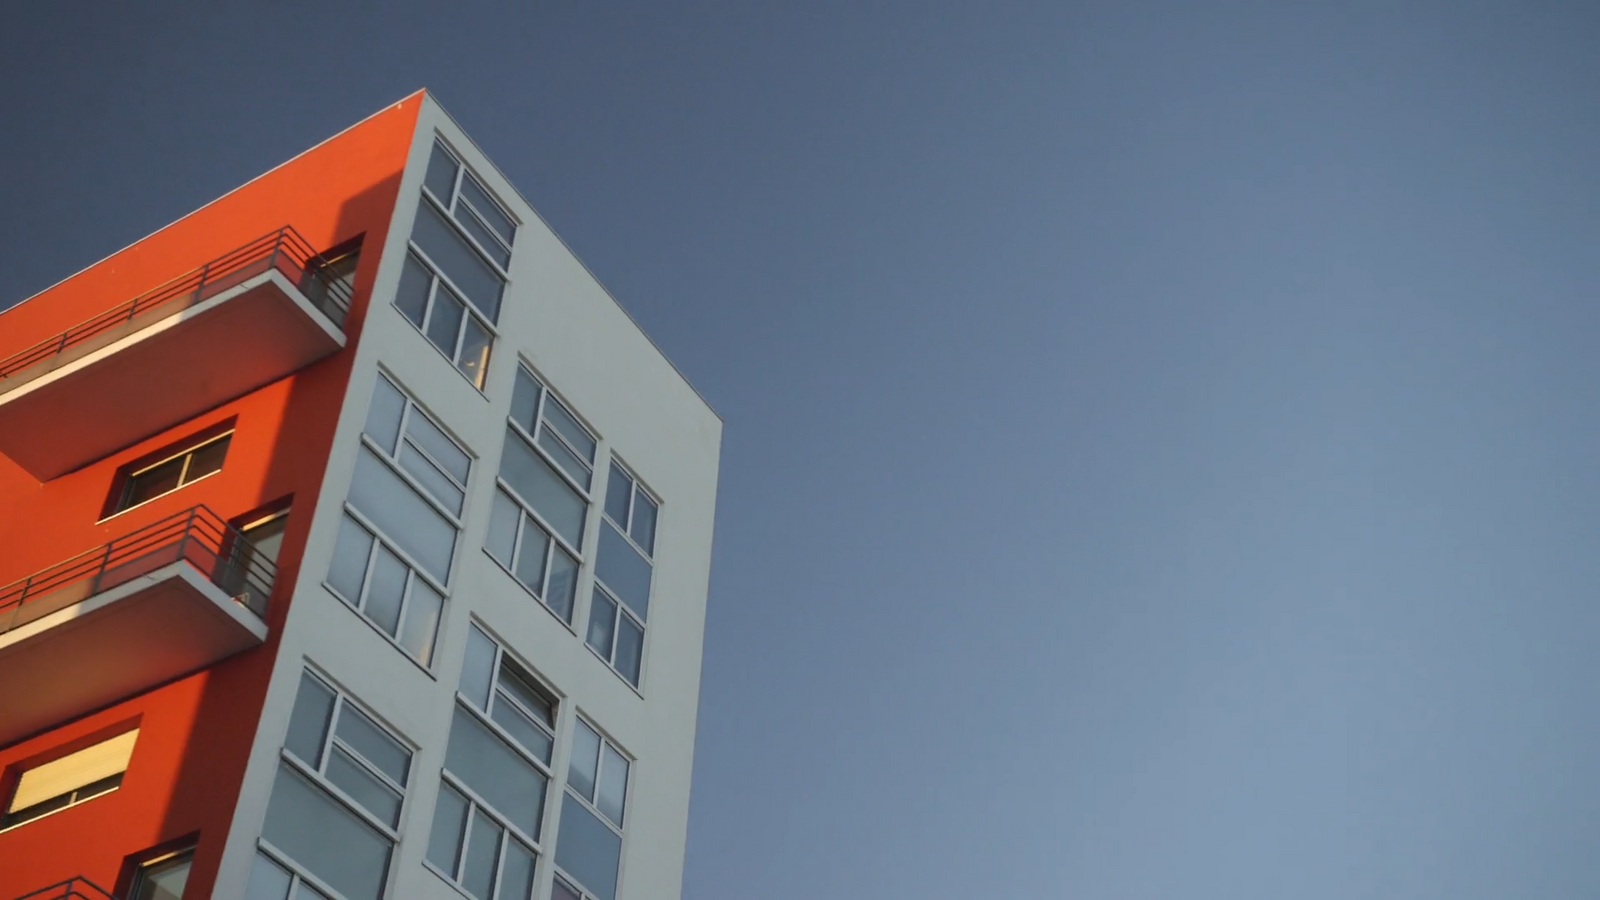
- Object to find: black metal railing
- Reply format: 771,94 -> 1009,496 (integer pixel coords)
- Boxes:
11,878 -> 118,900
0,506 -> 277,638
0,226 -> 353,391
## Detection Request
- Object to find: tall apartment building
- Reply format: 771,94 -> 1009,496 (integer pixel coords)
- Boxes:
0,92 -> 721,900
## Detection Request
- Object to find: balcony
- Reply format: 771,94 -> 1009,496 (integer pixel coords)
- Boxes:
0,507 -> 275,747
0,228 -> 353,481
12,879 -> 117,900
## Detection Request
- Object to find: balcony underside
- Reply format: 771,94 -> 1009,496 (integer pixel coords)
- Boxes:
0,269 -> 344,481
0,561 -> 267,748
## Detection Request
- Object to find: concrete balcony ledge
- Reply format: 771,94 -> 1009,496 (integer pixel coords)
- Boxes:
0,227 -> 353,481
0,507 -> 276,748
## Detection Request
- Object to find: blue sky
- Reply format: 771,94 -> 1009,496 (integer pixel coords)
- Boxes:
4,2 -> 1600,897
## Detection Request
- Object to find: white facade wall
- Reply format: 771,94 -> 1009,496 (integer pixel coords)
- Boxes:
215,95 -> 721,900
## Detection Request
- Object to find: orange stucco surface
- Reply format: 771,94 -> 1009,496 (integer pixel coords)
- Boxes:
0,92 -> 422,898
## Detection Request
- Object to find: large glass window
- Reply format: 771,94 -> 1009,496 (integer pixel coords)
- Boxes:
328,375 -> 470,666
553,720 -> 629,900
485,367 -> 594,625
427,624 -> 555,900
260,672 -> 412,900
586,463 -> 657,687
399,141 -> 516,389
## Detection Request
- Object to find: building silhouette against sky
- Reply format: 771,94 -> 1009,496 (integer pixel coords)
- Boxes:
0,91 -> 721,900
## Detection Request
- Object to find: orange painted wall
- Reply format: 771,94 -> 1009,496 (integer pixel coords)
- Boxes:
0,92 -> 423,898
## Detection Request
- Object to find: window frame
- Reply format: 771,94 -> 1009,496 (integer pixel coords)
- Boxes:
420,139 -> 518,278
104,430 -> 234,519
394,248 -> 499,390
260,670 -> 415,900
426,624 -> 561,900
552,717 -> 632,900
0,728 -> 139,832
486,367 -> 599,627
586,461 -> 658,688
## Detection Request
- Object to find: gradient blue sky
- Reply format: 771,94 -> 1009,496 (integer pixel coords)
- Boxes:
4,3 -> 1599,898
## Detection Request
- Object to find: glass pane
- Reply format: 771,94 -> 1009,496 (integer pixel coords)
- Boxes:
401,578 -> 444,666
542,397 -> 595,463
491,697 -> 553,766
615,614 -> 644,688
183,435 -> 231,484
242,514 -> 289,566
427,782 -> 470,876
424,142 -> 459,205
335,706 -> 411,786
426,285 -> 466,357
327,745 -> 403,827
293,883 -> 332,900
455,203 -> 513,269
262,763 -> 393,900
131,851 -> 191,900
498,663 -> 554,727
485,490 -> 520,567
328,516 -> 374,604
285,673 -> 336,767
510,368 -> 542,433
499,431 -> 586,548
461,626 -> 497,711
445,706 -> 548,838
538,427 -> 592,492
460,175 -> 516,246
412,201 -> 505,322
604,465 -> 631,526
400,443 -> 465,516
122,456 -> 185,508
596,522 -> 652,621
405,410 -> 471,483
500,837 -> 537,900
585,592 -> 617,663
461,810 -> 503,900
597,745 -> 628,827
364,545 -> 408,636
550,876 -> 583,900
555,794 -> 622,900
567,720 -> 600,803
513,520 -> 549,592
457,315 -> 493,389
349,448 -> 457,583
545,546 -> 579,624
364,377 -> 407,454
630,492 -> 657,556
245,852 -> 293,900
395,253 -> 432,326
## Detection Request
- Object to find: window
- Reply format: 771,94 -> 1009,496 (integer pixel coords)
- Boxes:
128,847 -> 194,900
2,729 -> 138,829
398,141 -> 515,389
301,236 -> 362,323
553,720 -> 629,900
426,624 -> 554,900
260,671 -> 412,900
586,464 -> 657,686
225,507 -> 289,610
112,433 -> 231,514
327,375 -> 469,666
485,368 -> 596,624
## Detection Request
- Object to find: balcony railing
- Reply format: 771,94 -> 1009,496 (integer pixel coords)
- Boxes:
0,226 -> 353,392
11,879 -> 118,900
0,506 -> 277,638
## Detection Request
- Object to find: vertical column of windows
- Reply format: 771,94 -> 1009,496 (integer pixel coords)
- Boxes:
426,623 -> 558,900
585,463 -> 657,687
484,367 -> 596,625
254,671 -> 413,900
328,374 -> 472,666
553,720 -> 631,900
397,140 -> 517,388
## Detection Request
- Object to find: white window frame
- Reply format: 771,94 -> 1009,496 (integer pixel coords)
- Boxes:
394,248 -> 498,390
552,717 -> 632,900
327,374 -> 472,667
420,139 -> 518,276
487,368 -> 599,627
261,670 -> 414,900
426,626 -> 560,899
586,460 -> 658,688
104,430 -> 234,519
